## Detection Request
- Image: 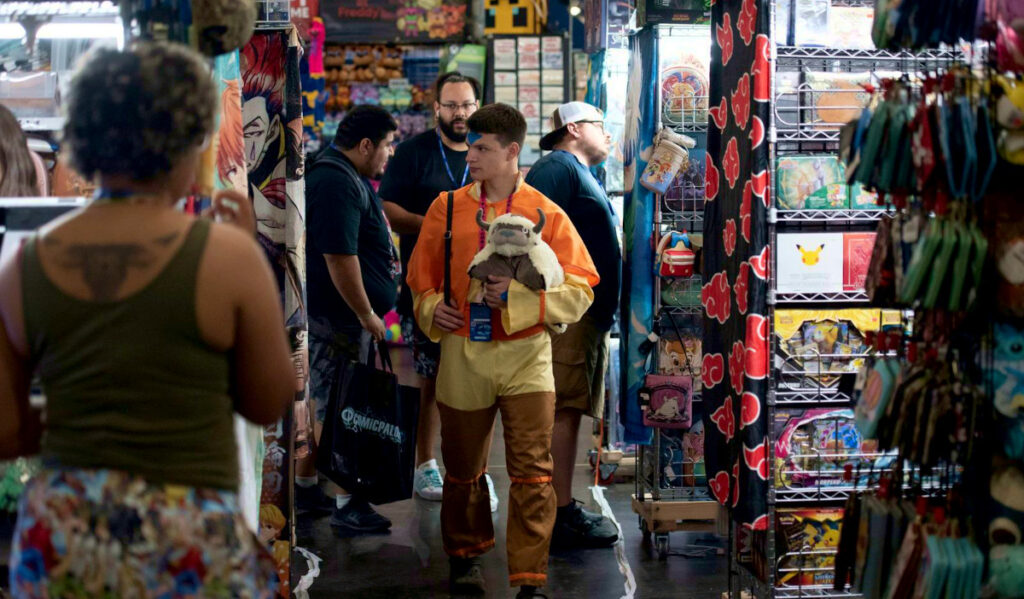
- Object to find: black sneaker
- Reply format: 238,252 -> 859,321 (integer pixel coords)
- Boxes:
515,585 -> 549,598
329,498 -> 392,535
449,556 -> 486,594
551,500 -> 618,549
295,484 -> 334,518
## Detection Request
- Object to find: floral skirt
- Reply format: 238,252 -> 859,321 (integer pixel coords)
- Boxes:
8,467 -> 279,598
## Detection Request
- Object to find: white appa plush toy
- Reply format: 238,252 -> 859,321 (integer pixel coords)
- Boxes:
468,208 -> 565,291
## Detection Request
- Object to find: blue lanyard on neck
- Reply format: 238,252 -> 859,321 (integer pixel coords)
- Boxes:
437,130 -> 469,188
92,188 -> 137,202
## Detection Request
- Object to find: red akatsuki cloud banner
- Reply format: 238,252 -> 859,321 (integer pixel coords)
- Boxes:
751,169 -> 769,207
741,180 -> 753,242
749,115 -> 765,149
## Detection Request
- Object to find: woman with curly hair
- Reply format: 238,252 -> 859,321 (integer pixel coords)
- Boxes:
0,42 -> 294,597
0,104 -> 42,197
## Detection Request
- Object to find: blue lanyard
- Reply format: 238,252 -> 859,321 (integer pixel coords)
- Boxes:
437,130 -> 469,188
92,188 -> 137,202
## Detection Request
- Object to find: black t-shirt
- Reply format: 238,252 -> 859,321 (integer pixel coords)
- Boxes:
525,150 -> 622,331
378,129 -> 468,317
305,147 -> 400,332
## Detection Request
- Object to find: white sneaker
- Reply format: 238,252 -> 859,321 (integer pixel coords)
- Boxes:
485,473 -> 499,513
414,459 -> 444,501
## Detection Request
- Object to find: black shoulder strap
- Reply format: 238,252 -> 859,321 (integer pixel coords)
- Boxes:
444,190 -> 454,305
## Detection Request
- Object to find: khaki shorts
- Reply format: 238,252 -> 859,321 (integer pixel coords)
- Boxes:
551,315 -> 609,419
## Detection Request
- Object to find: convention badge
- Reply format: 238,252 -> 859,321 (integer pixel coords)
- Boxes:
469,302 -> 492,342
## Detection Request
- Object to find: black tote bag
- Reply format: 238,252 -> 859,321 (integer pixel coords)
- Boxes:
316,340 -> 420,505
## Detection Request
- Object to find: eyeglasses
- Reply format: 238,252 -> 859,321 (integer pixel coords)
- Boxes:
440,101 -> 478,112
578,120 -> 605,131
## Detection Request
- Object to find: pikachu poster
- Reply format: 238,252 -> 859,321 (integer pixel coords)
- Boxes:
777,232 -> 844,293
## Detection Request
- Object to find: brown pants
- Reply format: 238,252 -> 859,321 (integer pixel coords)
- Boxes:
438,392 -> 557,588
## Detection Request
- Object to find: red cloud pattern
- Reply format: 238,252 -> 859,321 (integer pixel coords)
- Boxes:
702,271 -> 731,324
717,13 -> 734,67
753,34 -> 771,103
743,440 -> 768,480
741,181 -> 752,242
741,391 -> 761,428
749,245 -> 770,280
735,261 -> 750,314
724,137 -> 740,189
710,396 -> 735,441
744,314 -> 769,380
710,471 -> 730,505
709,96 -> 728,131
737,0 -> 757,46
732,73 -> 751,130
751,169 -> 769,207
724,218 -> 737,257
705,153 -> 720,202
749,115 -> 765,149
702,353 -> 725,390
729,341 -> 746,395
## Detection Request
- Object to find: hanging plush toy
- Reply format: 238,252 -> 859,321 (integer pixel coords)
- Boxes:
192,0 -> 256,57
468,208 -> 564,292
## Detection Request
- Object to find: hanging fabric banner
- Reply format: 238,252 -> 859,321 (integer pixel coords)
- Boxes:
242,28 -> 308,598
620,28 -> 658,444
701,0 -> 770,532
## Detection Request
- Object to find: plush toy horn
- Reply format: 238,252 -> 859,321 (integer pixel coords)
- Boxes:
476,209 -> 490,230
533,209 -> 546,234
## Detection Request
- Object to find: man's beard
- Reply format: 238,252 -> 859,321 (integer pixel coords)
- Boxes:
439,117 -> 468,143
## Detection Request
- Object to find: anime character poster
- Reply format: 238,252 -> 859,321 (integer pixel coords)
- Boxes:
241,29 -> 309,597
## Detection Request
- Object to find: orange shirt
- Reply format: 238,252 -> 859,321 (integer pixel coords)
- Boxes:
407,176 -> 599,342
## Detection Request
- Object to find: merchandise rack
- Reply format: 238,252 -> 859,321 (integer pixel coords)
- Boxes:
633,23 -> 718,561
727,2 -> 959,598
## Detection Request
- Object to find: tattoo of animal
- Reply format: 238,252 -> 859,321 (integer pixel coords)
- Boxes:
468,208 -> 565,291
50,234 -> 179,301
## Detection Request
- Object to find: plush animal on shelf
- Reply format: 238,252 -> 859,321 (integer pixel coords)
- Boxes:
468,209 -> 564,292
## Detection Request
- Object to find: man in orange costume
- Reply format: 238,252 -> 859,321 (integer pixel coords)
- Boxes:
407,104 -> 598,598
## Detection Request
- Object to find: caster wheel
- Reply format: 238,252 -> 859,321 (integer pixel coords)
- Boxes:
655,534 -> 669,560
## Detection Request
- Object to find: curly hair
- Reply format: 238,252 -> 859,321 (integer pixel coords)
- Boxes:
0,104 -> 38,196
62,42 -> 217,182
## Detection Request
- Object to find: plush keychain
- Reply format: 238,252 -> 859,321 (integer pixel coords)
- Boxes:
192,0 -> 256,57
469,208 -> 565,292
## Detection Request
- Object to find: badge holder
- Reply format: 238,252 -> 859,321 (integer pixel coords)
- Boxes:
469,302 -> 492,342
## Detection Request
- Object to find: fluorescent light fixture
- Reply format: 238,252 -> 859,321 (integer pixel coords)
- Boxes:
0,23 -> 25,39
39,22 -> 121,40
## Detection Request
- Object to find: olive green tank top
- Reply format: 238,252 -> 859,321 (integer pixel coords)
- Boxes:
22,219 -> 238,490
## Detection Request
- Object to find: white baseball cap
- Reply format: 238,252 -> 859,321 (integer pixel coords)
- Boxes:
539,101 -> 605,151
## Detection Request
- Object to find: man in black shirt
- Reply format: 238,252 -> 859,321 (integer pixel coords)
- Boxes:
299,105 -> 400,535
380,73 -> 497,508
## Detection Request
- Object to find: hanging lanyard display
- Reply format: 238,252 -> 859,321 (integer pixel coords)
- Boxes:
478,187 -> 514,250
438,130 -> 469,189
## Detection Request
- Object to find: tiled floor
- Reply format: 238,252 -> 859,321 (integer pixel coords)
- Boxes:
293,347 -> 728,599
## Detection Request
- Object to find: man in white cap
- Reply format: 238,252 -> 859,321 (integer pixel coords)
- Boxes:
525,102 -> 621,550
